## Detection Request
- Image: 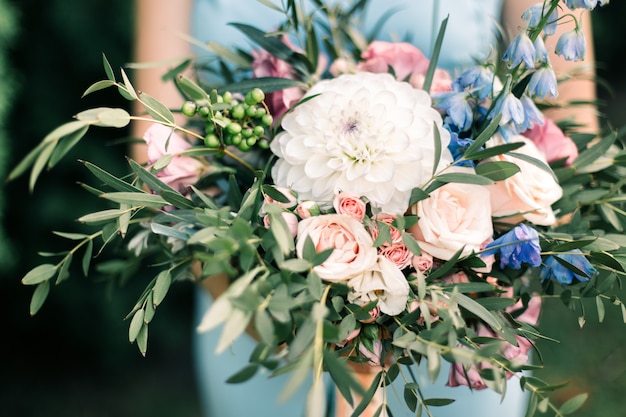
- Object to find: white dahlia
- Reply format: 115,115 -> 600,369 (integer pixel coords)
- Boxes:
270,72 -> 452,215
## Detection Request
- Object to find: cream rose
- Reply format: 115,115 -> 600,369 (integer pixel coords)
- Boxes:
409,168 -> 493,260
484,135 -> 563,226
296,214 -> 377,282
347,255 -> 410,316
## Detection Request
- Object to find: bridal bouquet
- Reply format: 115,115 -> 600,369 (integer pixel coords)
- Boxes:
11,0 -> 624,416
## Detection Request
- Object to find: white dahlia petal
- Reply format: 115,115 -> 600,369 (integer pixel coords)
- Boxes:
271,72 -> 452,214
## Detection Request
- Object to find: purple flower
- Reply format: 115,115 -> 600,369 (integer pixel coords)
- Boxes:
522,4 -> 559,36
492,92 -> 524,127
540,249 -> 596,284
555,28 -> 587,62
502,32 -> 536,69
454,66 -> 495,100
485,224 -> 542,269
528,66 -> 558,99
433,91 -> 473,132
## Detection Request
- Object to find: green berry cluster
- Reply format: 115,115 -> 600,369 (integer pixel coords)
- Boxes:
180,87 -> 273,153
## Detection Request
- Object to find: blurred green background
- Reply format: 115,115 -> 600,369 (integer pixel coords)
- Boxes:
1,1 -> 626,417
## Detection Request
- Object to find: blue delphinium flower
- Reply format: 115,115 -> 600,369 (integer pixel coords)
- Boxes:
522,4 -> 559,36
540,249 -> 596,284
492,92 -> 524,127
528,66 -> 558,99
433,91 -> 473,132
555,28 -> 587,61
519,95 -> 545,132
565,0 -> 599,10
447,132 -> 476,167
533,36 -> 548,64
454,66 -> 495,100
502,32 -> 536,69
484,224 -> 542,269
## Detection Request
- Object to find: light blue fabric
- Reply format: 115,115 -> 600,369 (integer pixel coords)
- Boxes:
190,0 -> 503,72
189,1 -> 529,416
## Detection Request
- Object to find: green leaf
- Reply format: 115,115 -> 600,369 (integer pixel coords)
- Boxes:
423,398 -> 455,406
422,16 -> 448,93
56,253 -> 72,284
78,209 -> 130,223
254,309 -> 276,347
82,240 -> 93,276
216,309 -> 253,354
475,161 -> 520,181
463,142 -> 525,160
100,191 -> 169,207
75,107 -> 131,128
29,141 -> 56,192
221,76 -> 306,95
139,92 -> 175,124
82,79 -> 117,97
136,324 -> 149,356
175,74 -> 210,102
48,125 -> 89,168
465,114 -> 502,155
226,364 -> 259,384
30,281 -> 51,316
434,172 -> 494,185
22,264 -> 58,285
596,296 -> 605,323
454,292 -> 503,332
120,68 -> 138,100
129,309 -> 145,343
102,53 -> 115,81
152,270 -> 171,307
82,160 -> 143,193
559,393 -> 588,415
572,129 -> 616,172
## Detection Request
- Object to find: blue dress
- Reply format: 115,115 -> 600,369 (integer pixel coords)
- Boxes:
190,1 -> 529,416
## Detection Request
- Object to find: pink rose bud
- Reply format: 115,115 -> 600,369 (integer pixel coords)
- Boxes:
333,192 -> 366,221
296,200 -> 321,219
412,252 -> 434,272
263,212 -> 299,238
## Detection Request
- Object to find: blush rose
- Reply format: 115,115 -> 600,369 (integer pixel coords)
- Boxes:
296,214 -> 378,282
143,124 -> 204,193
409,168 -> 494,260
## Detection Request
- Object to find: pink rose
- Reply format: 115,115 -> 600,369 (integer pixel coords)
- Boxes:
522,118 -> 578,166
484,135 -> 563,226
412,253 -> 434,272
143,124 -> 203,193
295,214 -> 378,282
357,41 -> 430,83
370,213 -> 403,245
447,361 -> 488,390
252,47 -> 303,120
409,68 -> 453,92
263,212 -> 299,238
333,192 -> 366,221
378,243 -> 412,269
409,168 -> 493,261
